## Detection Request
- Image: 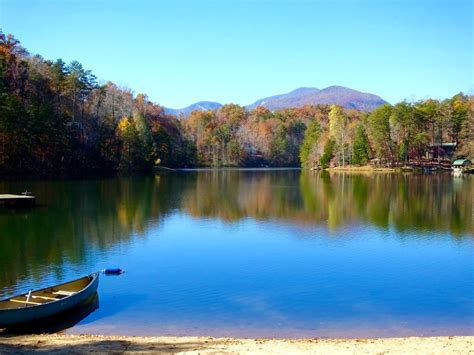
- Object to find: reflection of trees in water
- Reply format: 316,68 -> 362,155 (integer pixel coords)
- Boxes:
387,174 -> 472,236
299,172 -> 401,230
0,172 -> 471,293
0,175 -> 183,293
182,170 -> 305,221
182,171 -> 473,236
300,172 -> 473,234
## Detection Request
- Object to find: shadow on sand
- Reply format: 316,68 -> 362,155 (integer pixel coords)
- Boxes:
0,337 -> 217,354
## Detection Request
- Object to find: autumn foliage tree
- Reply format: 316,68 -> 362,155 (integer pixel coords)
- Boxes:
328,105 -> 349,166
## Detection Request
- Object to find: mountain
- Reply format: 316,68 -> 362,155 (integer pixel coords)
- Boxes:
164,86 -> 387,116
164,101 -> 222,116
246,85 -> 387,111
246,87 -> 320,110
247,87 -> 321,109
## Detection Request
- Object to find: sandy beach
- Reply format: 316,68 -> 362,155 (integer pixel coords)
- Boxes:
0,334 -> 472,354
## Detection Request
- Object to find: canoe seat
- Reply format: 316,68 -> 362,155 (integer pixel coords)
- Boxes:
31,295 -> 58,301
52,290 -> 75,296
9,299 -> 42,305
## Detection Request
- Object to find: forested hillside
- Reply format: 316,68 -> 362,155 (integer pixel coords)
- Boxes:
0,32 -> 194,175
0,31 -> 472,175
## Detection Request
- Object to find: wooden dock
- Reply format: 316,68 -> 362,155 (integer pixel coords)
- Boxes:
0,194 -> 36,208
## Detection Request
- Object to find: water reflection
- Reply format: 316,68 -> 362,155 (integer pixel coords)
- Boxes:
181,170 -> 472,236
0,171 -> 472,295
299,172 -> 472,235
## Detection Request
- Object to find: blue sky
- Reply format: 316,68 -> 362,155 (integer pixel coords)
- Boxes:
1,0 -> 472,108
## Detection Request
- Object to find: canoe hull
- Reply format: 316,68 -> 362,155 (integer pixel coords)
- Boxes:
0,273 -> 99,328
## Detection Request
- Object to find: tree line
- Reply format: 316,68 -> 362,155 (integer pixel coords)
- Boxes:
300,97 -> 472,169
0,31 -> 472,175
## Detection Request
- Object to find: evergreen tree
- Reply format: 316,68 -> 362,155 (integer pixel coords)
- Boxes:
367,104 -> 394,163
299,120 -> 321,168
320,139 -> 335,168
352,124 -> 370,165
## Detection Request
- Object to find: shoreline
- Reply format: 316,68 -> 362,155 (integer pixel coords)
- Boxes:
326,165 -> 407,172
0,334 -> 472,354
308,165 -> 405,172
325,165 -> 458,173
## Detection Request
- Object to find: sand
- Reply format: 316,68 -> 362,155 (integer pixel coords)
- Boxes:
0,334 -> 472,354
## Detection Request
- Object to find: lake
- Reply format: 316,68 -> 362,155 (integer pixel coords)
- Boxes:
0,170 -> 472,337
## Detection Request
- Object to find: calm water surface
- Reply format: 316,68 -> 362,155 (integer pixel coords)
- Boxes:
0,170 -> 472,337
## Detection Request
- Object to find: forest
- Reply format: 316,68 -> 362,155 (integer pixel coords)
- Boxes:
0,31 -> 472,175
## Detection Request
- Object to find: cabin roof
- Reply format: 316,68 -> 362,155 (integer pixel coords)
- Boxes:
452,159 -> 472,166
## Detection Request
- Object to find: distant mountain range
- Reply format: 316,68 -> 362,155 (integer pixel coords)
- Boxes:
246,86 -> 387,111
164,85 -> 387,116
164,101 -> 223,116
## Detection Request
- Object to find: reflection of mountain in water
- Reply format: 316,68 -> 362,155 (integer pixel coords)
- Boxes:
0,172 -> 471,293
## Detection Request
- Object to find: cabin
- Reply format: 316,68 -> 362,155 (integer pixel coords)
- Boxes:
452,159 -> 472,175
427,143 -> 457,161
